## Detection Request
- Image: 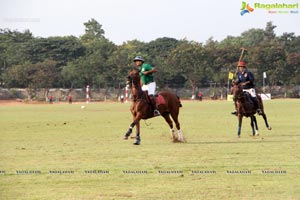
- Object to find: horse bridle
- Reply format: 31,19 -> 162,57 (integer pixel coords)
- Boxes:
127,71 -> 147,102
232,85 -> 244,101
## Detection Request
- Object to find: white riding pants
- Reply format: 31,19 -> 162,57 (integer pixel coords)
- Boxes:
141,82 -> 156,95
243,88 -> 256,97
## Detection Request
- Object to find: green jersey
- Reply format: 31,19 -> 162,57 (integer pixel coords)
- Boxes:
139,63 -> 154,85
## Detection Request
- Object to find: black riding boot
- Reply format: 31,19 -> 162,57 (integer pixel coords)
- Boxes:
252,97 -> 262,115
231,101 -> 237,116
149,95 -> 160,116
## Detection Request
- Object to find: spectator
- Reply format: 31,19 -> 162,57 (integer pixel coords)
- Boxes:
49,95 -> 53,104
198,92 -> 203,101
120,94 -> 124,103
68,95 -> 72,104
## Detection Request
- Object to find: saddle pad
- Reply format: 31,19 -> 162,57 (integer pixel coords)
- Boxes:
156,94 -> 166,106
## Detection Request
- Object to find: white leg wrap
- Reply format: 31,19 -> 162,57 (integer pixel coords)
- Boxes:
178,130 -> 184,141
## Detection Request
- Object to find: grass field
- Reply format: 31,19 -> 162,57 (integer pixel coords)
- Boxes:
0,99 -> 299,200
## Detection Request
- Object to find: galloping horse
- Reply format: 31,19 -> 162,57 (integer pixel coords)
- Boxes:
124,69 -> 184,145
231,83 -> 272,137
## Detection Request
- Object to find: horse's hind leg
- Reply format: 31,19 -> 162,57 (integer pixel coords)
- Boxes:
162,113 -> 176,141
253,116 -> 259,136
250,116 -> 255,136
257,96 -> 272,130
170,110 -> 184,142
261,112 -> 272,130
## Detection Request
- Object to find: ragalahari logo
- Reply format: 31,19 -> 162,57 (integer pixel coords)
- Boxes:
240,1 -> 254,15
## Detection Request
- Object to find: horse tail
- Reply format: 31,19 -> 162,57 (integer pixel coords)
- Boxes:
177,95 -> 182,107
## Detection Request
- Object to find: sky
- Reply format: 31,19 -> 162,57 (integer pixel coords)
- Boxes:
0,0 -> 299,45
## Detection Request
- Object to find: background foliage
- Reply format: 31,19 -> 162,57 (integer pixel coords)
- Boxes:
1,19 -> 300,92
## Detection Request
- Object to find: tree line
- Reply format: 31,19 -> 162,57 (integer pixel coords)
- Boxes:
1,19 -> 300,94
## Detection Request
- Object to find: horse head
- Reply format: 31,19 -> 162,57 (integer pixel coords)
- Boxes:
231,82 -> 244,101
127,69 -> 141,87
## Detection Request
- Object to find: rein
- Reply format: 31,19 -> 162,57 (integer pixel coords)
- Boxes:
233,92 -> 244,102
232,85 -> 245,102
128,74 -> 147,103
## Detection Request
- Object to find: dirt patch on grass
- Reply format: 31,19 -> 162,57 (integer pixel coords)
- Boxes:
0,99 -> 54,106
0,100 -> 27,106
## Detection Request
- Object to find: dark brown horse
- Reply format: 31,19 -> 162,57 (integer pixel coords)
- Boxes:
231,83 -> 272,137
124,69 -> 184,145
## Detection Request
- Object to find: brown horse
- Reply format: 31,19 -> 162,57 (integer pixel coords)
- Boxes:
124,69 -> 184,145
231,83 -> 272,137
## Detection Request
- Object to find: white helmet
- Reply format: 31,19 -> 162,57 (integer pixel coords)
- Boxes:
133,56 -> 145,62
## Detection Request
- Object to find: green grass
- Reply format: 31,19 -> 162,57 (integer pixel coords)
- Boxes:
0,99 -> 299,199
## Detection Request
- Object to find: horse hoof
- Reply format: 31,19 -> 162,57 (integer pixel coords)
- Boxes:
172,138 -> 179,143
133,142 -> 140,145
178,139 -> 185,143
237,135 -> 241,138
173,138 -> 185,143
124,137 -> 128,140
268,127 -> 272,130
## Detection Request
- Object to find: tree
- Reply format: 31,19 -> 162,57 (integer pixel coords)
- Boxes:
4,60 -> 58,99
1,22 -> 300,94
144,37 -> 179,59
167,40 -> 207,96
240,28 -> 265,47
25,36 -> 84,65
80,18 -> 106,44
106,45 -> 136,88
250,44 -> 287,90
61,38 -> 116,88
287,52 -> 300,85
141,37 -> 180,87
264,21 -> 277,42
0,29 -> 34,86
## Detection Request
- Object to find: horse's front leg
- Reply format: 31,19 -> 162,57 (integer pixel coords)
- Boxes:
250,116 -> 255,136
132,112 -> 143,145
124,121 -> 136,140
134,120 -> 141,145
124,114 -> 142,145
237,114 -> 243,138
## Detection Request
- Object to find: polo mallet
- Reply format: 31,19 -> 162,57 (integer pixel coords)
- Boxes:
235,48 -> 247,76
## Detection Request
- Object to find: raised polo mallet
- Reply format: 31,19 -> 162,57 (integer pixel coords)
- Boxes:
235,48 -> 247,76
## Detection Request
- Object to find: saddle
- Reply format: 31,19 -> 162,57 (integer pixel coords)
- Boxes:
243,91 -> 259,110
143,91 -> 166,107
155,93 -> 166,106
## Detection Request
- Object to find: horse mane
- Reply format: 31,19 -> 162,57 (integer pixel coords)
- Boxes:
128,70 -> 146,102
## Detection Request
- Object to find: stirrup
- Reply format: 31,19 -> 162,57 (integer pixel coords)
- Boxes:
154,109 -> 160,116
